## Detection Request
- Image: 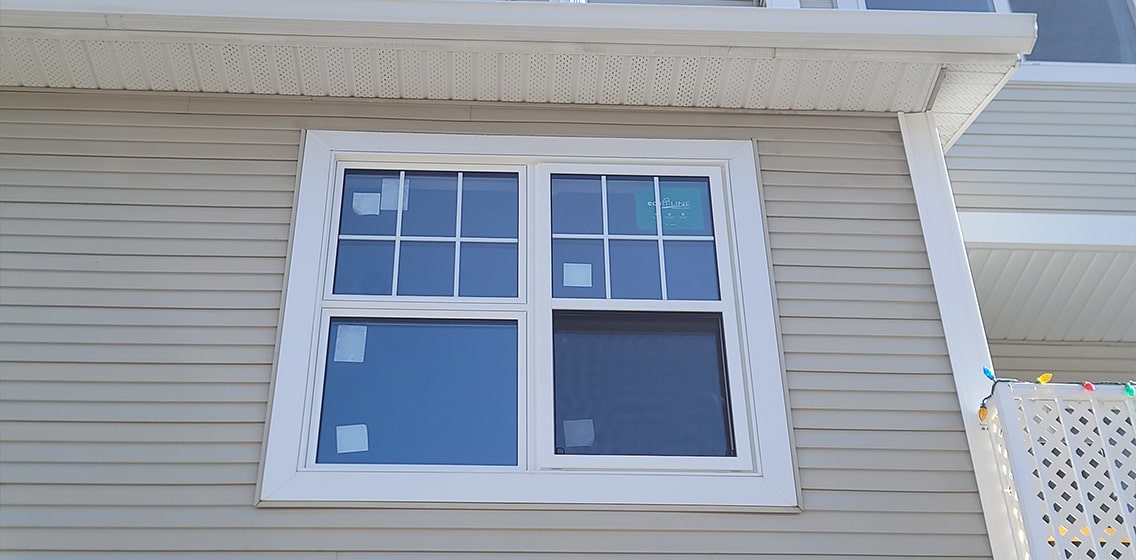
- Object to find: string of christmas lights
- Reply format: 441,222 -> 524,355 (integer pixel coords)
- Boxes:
976,367 -> 1136,421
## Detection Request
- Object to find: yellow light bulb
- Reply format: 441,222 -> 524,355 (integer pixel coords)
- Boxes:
1037,373 -> 1053,384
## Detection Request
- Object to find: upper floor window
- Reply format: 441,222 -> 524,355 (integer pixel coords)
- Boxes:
259,131 -> 797,508
863,0 -> 1136,64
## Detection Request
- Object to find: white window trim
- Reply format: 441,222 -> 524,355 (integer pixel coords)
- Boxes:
259,131 -> 797,509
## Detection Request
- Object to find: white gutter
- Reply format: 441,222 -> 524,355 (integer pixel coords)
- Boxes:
2,0 -> 1036,55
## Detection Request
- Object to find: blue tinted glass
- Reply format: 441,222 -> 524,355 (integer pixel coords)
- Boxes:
606,176 -> 656,235
462,173 -> 519,239
552,239 -> 605,299
318,318 -> 518,465
397,241 -> 455,296
551,174 -> 603,234
401,172 -> 457,237
333,240 -> 394,295
609,240 -> 661,300
553,312 -> 733,457
659,177 -> 713,237
340,170 -> 399,236
459,243 -> 518,297
1012,0 -> 1136,63
664,241 -> 719,300
865,0 -> 992,10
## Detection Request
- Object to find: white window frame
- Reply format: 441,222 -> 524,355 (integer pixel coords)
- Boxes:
259,131 -> 797,508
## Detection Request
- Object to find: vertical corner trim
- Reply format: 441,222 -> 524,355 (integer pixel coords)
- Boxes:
899,112 -> 1020,560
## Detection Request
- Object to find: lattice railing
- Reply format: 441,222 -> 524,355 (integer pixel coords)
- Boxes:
986,383 -> 1136,560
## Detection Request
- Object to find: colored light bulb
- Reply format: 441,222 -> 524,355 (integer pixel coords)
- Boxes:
977,405 -> 988,421
1126,383 -> 1134,397
1037,373 -> 1053,384
983,367 -> 995,380
1082,381 -> 1095,391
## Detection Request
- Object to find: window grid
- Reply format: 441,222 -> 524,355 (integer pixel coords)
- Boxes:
334,170 -> 520,298
550,173 -> 717,301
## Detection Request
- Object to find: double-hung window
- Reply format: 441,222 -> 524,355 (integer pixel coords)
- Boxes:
259,132 -> 796,508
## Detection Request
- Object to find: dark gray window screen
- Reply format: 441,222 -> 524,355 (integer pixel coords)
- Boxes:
552,311 -> 735,457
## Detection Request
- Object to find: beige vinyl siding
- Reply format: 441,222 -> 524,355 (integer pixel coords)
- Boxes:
0,89 -> 987,558
947,81 -> 1136,215
988,341 -> 1136,384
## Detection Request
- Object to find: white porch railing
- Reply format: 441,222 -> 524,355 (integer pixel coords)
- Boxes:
986,382 -> 1136,560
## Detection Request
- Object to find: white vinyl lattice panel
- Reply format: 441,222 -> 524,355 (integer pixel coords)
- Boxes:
990,384 -> 1136,560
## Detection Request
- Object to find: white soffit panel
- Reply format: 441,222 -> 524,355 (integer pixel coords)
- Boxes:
0,0 -> 1034,145
968,246 -> 1136,344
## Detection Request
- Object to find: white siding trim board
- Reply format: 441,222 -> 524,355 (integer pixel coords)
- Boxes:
900,111 -> 1018,560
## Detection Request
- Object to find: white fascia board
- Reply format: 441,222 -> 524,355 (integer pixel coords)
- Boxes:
900,112 -> 1021,560
959,212 -> 1136,247
1,0 -> 1036,55
1012,62 -> 1136,87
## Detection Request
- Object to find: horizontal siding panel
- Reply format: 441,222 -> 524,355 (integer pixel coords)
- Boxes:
0,169 -> 294,190
0,528 -> 993,556
1,270 -> 283,292
0,363 -> 270,384
768,232 -> 927,252
0,463 -> 259,485
949,81 -> 1136,214
760,170 -> 912,188
790,389 -> 959,411
762,186 -> 915,204
2,442 -> 260,464
0,401 -> 268,422
1,235 -> 289,257
775,282 -> 934,302
772,264 -> 933,285
771,248 -> 931,268
764,201 -> 917,219
1,187 -> 294,208
1,288 -> 282,309
0,381 -> 268,402
0,154 -> 298,175
0,308 -> 280,329
795,429 -> 968,451
787,371 -> 956,392
0,421 -> 265,443
782,334 -> 947,355
0,203 -> 291,225
0,218 -> 291,241
0,506 -> 985,535
0,138 -> 299,160
0,92 -> 984,558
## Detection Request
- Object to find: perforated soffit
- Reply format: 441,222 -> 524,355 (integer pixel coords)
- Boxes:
0,9 -> 1025,147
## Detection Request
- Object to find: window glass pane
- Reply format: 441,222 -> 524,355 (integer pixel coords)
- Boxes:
333,240 -> 394,295
317,318 -> 518,465
865,0 -> 993,11
340,170 -> 399,236
659,177 -> 714,237
553,311 -> 734,457
664,241 -> 720,301
401,172 -> 458,237
609,240 -> 661,300
461,172 -> 519,239
397,241 -> 455,296
551,174 -> 603,235
459,243 -> 518,297
606,176 -> 657,235
1011,0 -> 1136,63
552,239 -> 606,299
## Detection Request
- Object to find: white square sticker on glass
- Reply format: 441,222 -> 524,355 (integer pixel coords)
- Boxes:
563,419 -> 595,447
562,262 -> 593,288
351,192 -> 383,216
333,324 -> 367,363
380,178 -> 407,211
335,424 -> 369,454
